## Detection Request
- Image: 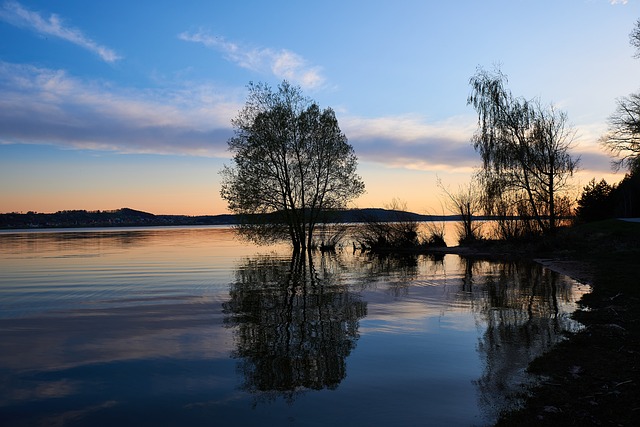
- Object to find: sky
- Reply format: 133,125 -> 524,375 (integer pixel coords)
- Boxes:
0,0 -> 639,215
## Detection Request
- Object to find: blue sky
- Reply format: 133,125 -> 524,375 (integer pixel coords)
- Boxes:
0,0 -> 638,215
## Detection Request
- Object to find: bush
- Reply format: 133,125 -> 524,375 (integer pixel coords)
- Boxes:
354,200 -> 422,251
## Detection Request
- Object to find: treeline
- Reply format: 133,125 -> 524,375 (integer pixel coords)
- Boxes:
0,207 -> 461,230
0,208 -> 237,229
576,171 -> 640,222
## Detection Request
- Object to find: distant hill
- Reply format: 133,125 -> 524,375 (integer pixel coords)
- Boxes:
326,208 -> 452,223
0,207 -> 460,230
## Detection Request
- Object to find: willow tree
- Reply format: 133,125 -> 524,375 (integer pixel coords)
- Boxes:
467,67 -> 578,234
220,81 -> 365,251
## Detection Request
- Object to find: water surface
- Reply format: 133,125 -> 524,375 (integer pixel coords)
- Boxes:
0,227 -> 589,426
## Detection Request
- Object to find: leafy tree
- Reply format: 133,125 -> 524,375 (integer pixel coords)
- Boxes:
467,66 -> 579,235
221,81 -> 365,251
611,172 -> 640,218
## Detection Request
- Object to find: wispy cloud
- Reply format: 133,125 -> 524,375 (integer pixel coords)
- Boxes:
0,60 -> 477,171
0,62 -> 236,156
342,113 -> 615,175
178,30 -> 325,90
0,60 -> 614,175
609,0 -> 628,4
0,1 -> 121,63
0,62 -> 477,170
342,115 -> 480,173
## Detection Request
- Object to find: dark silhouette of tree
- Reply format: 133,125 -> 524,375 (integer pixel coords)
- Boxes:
631,18 -> 640,59
601,19 -> 640,172
222,252 -> 367,402
468,66 -> 578,235
601,93 -> 640,172
611,171 -> 640,218
598,18 -> 640,217
220,81 -> 365,251
438,178 -> 484,244
576,174 -> 640,220
576,179 -> 614,222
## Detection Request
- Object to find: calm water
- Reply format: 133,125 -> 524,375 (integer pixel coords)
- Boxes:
0,226 -> 589,426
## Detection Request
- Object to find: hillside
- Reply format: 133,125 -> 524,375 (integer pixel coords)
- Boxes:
0,208 -> 455,230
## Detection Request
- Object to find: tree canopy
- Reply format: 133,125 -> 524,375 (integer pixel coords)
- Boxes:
576,179 -> 614,222
220,81 -> 365,251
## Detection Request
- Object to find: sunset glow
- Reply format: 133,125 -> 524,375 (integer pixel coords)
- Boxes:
1,1 -> 638,215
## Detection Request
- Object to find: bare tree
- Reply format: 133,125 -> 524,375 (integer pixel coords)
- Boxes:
529,103 -> 579,230
220,81 -> 365,251
467,66 -> 578,235
601,93 -> 640,172
631,18 -> 640,59
437,178 -> 484,244
601,19 -> 640,172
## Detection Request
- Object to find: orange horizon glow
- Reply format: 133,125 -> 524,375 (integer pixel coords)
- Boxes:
0,168 -> 628,216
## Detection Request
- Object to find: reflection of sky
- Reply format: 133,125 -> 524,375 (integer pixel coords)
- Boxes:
356,252 -> 585,336
0,300 -> 233,372
0,227 -> 588,426
360,283 -> 477,334
0,227 -> 288,318
344,326 -> 484,425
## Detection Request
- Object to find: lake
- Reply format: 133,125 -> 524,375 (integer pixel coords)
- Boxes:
0,226 -> 589,426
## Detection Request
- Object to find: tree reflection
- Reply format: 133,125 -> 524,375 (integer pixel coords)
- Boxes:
357,252 -> 419,297
223,251 -> 367,403
465,259 -> 583,418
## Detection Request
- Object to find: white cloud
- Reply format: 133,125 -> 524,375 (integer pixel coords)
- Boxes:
340,112 -> 615,175
178,30 -> 325,90
342,114 -> 480,172
0,60 -> 614,176
0,60 -> 477,170
0,1 -> 121,63
609,0 -> 628,4
0,62 -> 237,156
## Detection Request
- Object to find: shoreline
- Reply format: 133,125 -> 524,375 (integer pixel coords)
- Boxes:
493,220 -> 640,425
533,258 -> 595,286
405,221 -> 638,425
